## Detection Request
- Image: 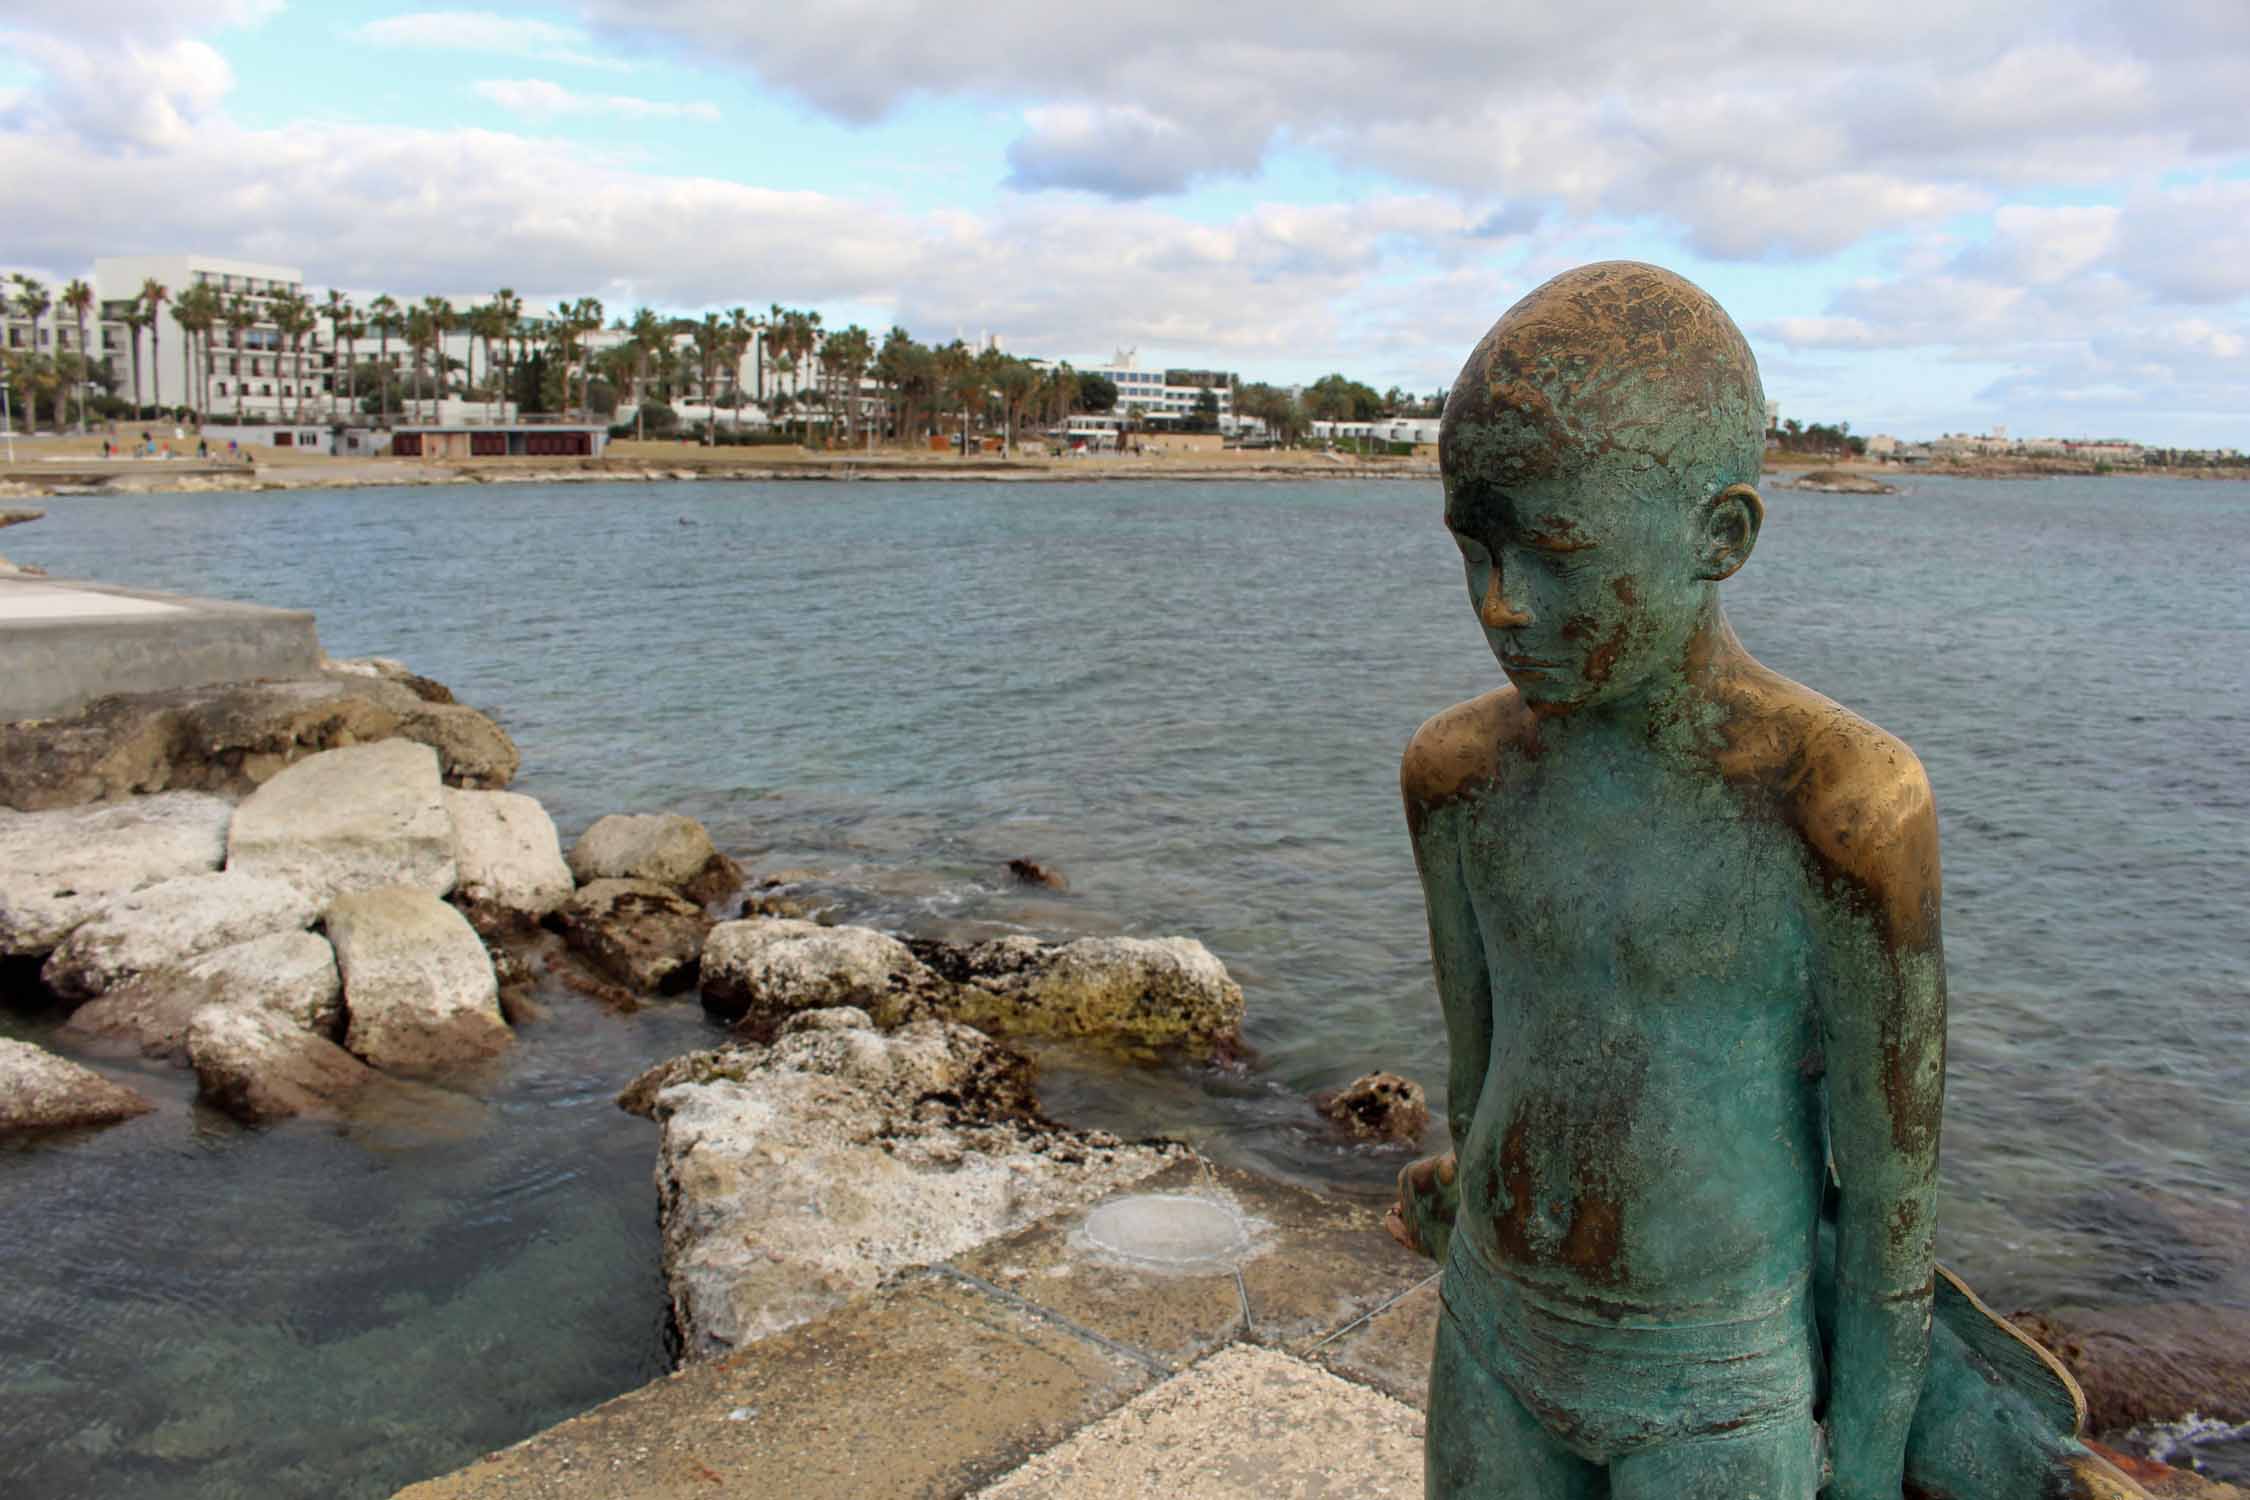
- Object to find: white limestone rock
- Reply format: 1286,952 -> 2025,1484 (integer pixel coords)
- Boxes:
621,1019 -> 1185,1360
328,886 -> 509,1076
64,929 -> 343,1060
0,791 -> 233,956
0,1038 -> 155,1133
41,871 -> 318,1002
566,812 -> 741,903
187,1002 -> 374,1123
444,788 -> 573,928
225,741 -> 456,904
699,918 -> 939,1027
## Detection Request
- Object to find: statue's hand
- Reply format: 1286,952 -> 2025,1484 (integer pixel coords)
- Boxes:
1385,1151 -> 1459,1262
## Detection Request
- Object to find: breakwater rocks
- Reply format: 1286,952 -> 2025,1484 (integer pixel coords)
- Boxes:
1784,468 -> 1899,494
620,1014 -> 1187,1360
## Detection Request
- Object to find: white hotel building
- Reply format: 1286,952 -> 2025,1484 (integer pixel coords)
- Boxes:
12,252 -> 815,426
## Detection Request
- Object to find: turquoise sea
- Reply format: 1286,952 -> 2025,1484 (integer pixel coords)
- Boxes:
2,474 -> 2244,1495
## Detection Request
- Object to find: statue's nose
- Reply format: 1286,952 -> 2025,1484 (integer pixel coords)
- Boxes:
1480,569 -> 1531,630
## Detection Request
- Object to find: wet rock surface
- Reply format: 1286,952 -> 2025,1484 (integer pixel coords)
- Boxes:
186,1003 -> 377,1124
0,791 -> 234,956
557,878 -> 712,995
912,933 -> 1245,1049
2011,1304 -> 2250,1439
328,886 -> 509,1075
0,1037 -> 154,1132
566,813 -> 741,904
1313,1071 -> 1430,1143
1786,468 -> 1899,495
226,741 -> 458,903
619,1017 -> 1185,1361
0,667 -> 517,812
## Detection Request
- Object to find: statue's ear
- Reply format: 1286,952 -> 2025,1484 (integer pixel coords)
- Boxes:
1699,483 -> 1764,581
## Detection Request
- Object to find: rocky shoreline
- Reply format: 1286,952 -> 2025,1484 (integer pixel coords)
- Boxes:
3,663 -> 2242,1493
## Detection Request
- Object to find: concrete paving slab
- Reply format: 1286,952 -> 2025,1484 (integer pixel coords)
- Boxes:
392,1275 -> 1155,1500
1308,1274 -> 1442,1409
0,582 -> 187,620
970,1344 -> 1426,1499
952,1158 -> 1248,1372
1214,1164 -> 1434,1351
0,575 -> 321,721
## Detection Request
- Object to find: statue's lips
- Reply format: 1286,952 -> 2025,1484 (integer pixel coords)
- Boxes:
1500,656 -> 1563,674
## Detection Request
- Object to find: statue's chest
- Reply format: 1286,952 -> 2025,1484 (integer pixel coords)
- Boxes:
1457,760 -> 1808,995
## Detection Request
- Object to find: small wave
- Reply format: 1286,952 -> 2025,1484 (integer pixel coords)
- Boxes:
2131,1413 -> 2250,1477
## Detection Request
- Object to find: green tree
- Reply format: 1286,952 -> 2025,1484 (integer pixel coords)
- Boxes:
139,278 -> 171,414
1077,372 -> 1118,412
224,295 -> 257,423
10,276 -> 51,427
367,294 -> 401,427
823,324 -> 875,448
60,278 -> 95,432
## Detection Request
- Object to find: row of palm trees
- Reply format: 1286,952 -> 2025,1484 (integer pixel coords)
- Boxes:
6,272 -> 1279,449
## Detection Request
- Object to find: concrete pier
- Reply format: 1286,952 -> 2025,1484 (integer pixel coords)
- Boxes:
0,576 -> 322,721
394,1159 -> 1440,1499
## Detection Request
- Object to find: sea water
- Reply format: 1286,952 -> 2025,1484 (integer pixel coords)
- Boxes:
3,474 -> 2243,1495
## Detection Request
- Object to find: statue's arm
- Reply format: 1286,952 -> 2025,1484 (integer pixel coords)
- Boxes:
1814,760 -> 1947,1500
1388,724 -> 1495,1261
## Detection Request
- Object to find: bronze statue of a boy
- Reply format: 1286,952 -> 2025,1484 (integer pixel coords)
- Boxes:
1389,262 -> 2146,1500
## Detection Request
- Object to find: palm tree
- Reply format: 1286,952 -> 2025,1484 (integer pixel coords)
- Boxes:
10,276 -> 51,429
822,324 -> 874,449
405,306 -> 434,426
224,296 -> 257,423
468,302 -> 503,421
626,306 -> 665,440
59,278 -> 95,432
418,296 -> 453,425
368,294 -> 400,428
487,288 -> 522,421
139,278 -> 170,415
171,283 -> 220,428
322,290 -> 354,423
273,291 -> 318,422
337,310 -> 363,423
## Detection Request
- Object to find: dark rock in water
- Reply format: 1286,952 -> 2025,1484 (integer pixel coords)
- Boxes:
0,508 -> 43,530
2008,1304 -> 2250,1438
1007,857 -> 1069,891
187,1004 -> 377,1124
1313,1071 -> 1430,1143
909,932 -> 1244,1050
0,667 -> 517,812
556,877 -> 712,995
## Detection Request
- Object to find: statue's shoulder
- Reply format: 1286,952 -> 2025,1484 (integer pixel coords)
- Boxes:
1401,687 -> 1531,813
1714,666 -> 1939,922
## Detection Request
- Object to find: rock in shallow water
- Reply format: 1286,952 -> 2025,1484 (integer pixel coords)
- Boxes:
186,1003 -> 377,1123
700,918 -> 934,1026
0,791 -> 233,956
40,870 -> 317,1001
328,886 -> 508,1075
1313,1071 -> 1430,1144
557,877 -> 711,995
565,812 -> 741,904
64,929 -> 343,1061
0,1037 -> 154,1132
620,1018 -> 1185,1361
915,933 -> 1245,1049
226,741 -> 458,904
443,787 -> 573,932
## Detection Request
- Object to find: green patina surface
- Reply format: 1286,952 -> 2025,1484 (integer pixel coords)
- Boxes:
1394,263 -> 2141,1500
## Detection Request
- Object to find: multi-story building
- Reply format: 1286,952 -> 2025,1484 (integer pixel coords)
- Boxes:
93,254 -> 320,416
1038,351 -> 1236,427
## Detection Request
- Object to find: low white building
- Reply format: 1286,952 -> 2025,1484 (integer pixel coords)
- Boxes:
1038,350 -> 1235,427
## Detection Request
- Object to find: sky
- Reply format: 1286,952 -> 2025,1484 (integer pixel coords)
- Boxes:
3,1 -> 2248,446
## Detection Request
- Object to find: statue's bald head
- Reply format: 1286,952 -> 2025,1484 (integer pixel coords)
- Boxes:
1441,262 -> 1765,501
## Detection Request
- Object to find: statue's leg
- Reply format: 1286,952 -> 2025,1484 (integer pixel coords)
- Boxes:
1604,1413 -> 1821,1500
1427,1304 -> 1607,1499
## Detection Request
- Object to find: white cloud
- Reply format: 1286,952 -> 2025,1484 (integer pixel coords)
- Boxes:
1,35 -> 234,148
353,10 -> 623,70
573,0 -> 2250,263
473,78 -> 718,122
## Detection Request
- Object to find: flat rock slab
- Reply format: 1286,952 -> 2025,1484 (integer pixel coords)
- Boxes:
1309,1275 -> 1443,1410
329,886 -> 508,1076
67,929 -> 344,1059
188,1002 -> 377,1124
227,741 -> 457,904
444,788 -> 573,927
41,870 -> 317,1000
391,1275 -> 1155,1500
971,1344 -> 1425,1499
0,790 -> 233,955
